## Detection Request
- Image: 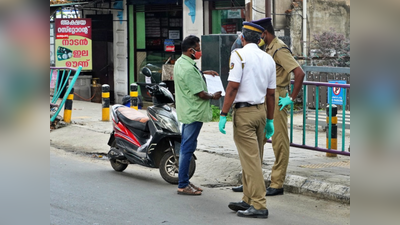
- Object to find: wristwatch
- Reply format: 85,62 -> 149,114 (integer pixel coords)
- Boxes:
220,112 -> 228,116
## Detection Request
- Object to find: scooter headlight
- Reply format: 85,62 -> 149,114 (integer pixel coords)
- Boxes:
157,114 -> 180,133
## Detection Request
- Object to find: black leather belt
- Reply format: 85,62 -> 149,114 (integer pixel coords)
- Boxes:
234,102 -> 261,109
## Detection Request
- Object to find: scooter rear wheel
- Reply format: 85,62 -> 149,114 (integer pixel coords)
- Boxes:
110,159 -> 128,172
159,151 -> 196,184
109,140 -> 128,172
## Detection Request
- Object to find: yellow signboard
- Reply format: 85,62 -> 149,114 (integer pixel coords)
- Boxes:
55,19 -> 92,70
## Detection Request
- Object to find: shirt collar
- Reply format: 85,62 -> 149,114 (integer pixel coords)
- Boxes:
266,37 -> 279,51
181,54 -> 196,66
243,43 -> 259,49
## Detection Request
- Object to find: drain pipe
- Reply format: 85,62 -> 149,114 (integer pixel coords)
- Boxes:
303,0 -> 307,60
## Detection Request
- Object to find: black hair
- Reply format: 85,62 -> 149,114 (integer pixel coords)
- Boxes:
181,35 -> 200,52
242,28 -> 261,44
265,24 -> 275,36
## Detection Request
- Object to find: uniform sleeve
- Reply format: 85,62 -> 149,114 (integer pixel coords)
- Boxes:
275,49 -> 300,74
227,51 -> 243,83
183,67 -> 205,95
268,63 -> 276,89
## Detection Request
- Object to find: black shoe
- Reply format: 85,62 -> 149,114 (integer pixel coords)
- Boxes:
266,187 -> 284,196
228,201 -> 250,211
232,185 -> 243,192
237,206 -> 268,218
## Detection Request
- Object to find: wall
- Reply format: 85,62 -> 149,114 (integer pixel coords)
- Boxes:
273,0 -> 293,30
288,0 -> 350,56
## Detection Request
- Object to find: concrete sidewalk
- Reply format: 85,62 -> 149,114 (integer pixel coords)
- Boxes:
50,99 -> 350,203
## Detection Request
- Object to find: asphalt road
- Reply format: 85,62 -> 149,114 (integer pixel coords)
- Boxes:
50,147 -> 349,225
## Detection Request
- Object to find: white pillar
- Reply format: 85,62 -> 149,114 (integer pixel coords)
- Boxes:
183,0 -> 204,39
113,0 -> 128,104
252,0 -> 266,21
183,0 -> 204,68
303,0 -> 307,57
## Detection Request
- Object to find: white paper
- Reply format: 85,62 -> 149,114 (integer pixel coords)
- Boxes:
205,75 -> 225,96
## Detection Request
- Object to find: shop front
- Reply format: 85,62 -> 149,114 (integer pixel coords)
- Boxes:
208,0 -> 246,35
127,1 -> 183,101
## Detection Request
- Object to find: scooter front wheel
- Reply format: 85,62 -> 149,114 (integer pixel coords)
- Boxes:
159,151 -> 196,184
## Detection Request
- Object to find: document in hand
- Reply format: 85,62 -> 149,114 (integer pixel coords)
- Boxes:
205,75 -> 226,96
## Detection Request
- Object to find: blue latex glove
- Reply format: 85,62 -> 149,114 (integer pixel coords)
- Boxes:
278,93 -> 294,111
264,119 -> 274,139
219,116 -> 227,134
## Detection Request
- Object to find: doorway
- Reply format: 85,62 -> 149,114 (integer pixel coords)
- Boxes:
86,14 -> 115,103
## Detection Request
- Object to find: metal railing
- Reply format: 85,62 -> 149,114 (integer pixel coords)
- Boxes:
267,66 -> 350,156
50,66 -> 82,122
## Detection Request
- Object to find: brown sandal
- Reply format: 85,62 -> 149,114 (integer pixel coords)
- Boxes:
189,182 -> 203,192
177,185 -> 202,195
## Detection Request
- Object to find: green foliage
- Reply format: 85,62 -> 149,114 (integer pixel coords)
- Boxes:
211,105 -> 232,122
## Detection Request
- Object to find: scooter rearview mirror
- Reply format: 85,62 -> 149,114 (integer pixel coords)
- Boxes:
141,67 -> 152,77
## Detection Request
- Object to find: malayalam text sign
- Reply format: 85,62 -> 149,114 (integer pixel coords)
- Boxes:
328,80 -> 347,105
55,18 -> 92,70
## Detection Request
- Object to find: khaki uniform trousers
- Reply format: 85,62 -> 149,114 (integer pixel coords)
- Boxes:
233,104 -> 267,210
264,87 -> 290,189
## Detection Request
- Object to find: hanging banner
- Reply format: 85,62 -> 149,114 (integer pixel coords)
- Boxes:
55,18 -> 92,70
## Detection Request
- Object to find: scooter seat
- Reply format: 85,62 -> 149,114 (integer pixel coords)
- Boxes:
116,106 -> 149,132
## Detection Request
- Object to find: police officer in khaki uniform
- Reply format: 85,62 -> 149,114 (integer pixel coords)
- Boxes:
219,22 -> 276,218
254,17 -> 305,196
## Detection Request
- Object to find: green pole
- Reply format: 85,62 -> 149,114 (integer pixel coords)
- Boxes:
315,86 -> 319,147
290,84 -> 294,143
302,84 -> 306,145
342,89 -> 347,151
328,87 -> 332,149
51,66 -> 82,122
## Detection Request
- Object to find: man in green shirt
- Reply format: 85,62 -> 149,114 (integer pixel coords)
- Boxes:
174,35 -> 222,195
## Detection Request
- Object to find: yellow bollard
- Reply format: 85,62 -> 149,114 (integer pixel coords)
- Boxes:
326,104 -> 338,157
63,88 -> 74,123
130,83 -> 138,110
102,84 -> 110,121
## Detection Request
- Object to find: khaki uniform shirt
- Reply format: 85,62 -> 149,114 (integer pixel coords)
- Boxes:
266,37 -> 299,88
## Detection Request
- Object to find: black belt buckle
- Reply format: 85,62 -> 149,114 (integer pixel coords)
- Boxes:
235,102 -> 253,109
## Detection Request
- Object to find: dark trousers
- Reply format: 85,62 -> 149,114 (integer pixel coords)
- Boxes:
178,121 -> 203,188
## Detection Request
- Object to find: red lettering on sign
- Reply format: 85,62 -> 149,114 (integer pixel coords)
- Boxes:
73,50 -> 82,58
61,39 -> 89,46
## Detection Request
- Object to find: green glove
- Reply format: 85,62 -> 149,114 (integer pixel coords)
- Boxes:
264,119 -> 274,139
219,116 -> 227,134
278,93 -> 294,111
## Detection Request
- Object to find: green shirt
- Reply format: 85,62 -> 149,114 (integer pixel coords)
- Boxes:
173,55 -> 212,124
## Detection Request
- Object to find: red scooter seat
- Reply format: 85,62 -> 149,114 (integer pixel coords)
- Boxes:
116,106 -> 149,132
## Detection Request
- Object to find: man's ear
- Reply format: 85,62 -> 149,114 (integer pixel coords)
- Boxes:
263,30 -> 268,39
